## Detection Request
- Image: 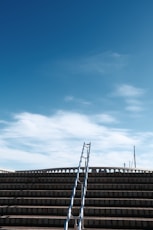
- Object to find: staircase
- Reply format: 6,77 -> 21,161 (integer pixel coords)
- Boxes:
0,167 -> 153,229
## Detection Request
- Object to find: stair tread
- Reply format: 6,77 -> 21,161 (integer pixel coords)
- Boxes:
1,215 -> 153,221
2,227 -> 132,230
1,205 -> 153,210
0,228 -> 67,230
1,197 -> 153,200
1,189 -> 153,192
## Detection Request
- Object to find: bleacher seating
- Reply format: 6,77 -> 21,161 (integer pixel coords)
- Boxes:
0,167 -> 153,229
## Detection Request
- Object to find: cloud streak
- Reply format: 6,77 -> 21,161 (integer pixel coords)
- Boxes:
0,110 -> 153,170
64,96 -> 91,105
114,84 -> 145,113
56,51 -> 128,75
116,84 -> 144,97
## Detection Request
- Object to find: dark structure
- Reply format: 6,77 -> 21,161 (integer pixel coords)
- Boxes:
0,166 -> 153,229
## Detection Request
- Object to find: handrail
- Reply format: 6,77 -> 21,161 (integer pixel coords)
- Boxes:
64,142 -> 87,230
78,143 -> 90,229
16,166 -> 153,174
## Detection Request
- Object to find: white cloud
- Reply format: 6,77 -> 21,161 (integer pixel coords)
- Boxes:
125,99 -> 143,112
114,84 -> 145,113
116,84 -> 144,97
64,96 -> 91,105
64,96 -> 74,102
0,110 -> 153,170
125,105 -> 143,112
94,114 -> 117,124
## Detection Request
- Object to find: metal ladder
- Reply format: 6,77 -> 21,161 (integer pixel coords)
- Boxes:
64,142 -> 91,230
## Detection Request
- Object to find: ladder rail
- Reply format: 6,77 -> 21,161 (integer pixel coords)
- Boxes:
78,143 -> 90,230
64,142 -> 86,230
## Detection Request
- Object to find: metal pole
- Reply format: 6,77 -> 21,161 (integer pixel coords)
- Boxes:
134,145 -> 136,168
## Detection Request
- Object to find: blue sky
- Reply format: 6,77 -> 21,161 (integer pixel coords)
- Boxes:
1,0 -> 153,170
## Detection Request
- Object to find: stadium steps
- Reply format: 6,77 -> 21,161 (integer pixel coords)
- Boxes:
0,171 -> 153,228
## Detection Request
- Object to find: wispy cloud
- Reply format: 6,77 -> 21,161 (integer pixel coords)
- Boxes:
94,113 -> 118,124
64,96 -> 74,102
57,51 -> 128,75
125,105 -> 143,112
64,96 -> 91,105
0,110 -> 153,170
114,84 -> 145,113
116,84 -> 144,97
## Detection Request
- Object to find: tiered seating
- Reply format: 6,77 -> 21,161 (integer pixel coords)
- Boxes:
85,171 -> 153,229
0,167 -> 153,229
0,171 -> 76,229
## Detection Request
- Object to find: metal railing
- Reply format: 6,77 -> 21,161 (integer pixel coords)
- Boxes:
16,166 -> 153,174
64,142 -> 91,230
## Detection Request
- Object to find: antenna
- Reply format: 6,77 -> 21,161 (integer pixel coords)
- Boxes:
133,145 -> 136,168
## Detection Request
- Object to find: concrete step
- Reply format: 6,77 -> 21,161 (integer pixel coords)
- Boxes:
1,197 -> 153,207
0,215 -> 72,227
0,190 -> 75,197
89,172 -> 153,177
89,183 -> 153,190
88,177 -> 153,184
0,172 -> 76,178
0,177 -> 75,184
89,177 -> 153,184
1,173 -> 153,183
0,228 -> 67,230
0,197 -> 74,206
1,205 -> 153,217
86,190 -> 153,198
84,207 -> 153,217
0,227 -> 145,230
0,205 -> 79,216
1,189 -> 153,198
84,216 -> 153,228
85,197 -> 153,207
0,183 -> 74,190
1,215 -> 153,228
1,183 -> 153,190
